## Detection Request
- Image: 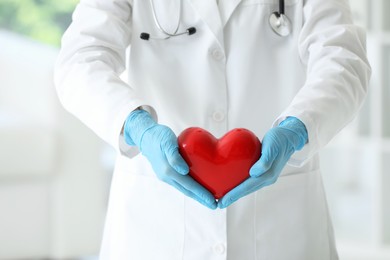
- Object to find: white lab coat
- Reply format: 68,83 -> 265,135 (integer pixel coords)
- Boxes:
54,0 -> 370,259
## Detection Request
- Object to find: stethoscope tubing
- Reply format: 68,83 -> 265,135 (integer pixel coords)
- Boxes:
150,0 -> 181,37
141,0 -> 290,40
279,0 -> 285,15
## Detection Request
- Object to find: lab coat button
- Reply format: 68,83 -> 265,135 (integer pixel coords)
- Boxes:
213,243 -> 226,254
213,111 -> 225,122
211,49 -> 224,60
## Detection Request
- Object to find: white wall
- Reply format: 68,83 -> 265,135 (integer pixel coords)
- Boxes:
320,1 -> 390,259
0,30 -> 113,259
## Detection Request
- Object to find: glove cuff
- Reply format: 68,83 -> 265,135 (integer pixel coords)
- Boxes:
279,117 -> 308,151
124,109 -> 157,146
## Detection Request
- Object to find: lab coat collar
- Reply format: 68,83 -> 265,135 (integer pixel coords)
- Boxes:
218,0 -> 243,27
188,0 -> 243,48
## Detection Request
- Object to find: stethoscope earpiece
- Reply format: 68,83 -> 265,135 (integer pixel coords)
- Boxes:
187,27 -> 196,35
140,33 -> 151,40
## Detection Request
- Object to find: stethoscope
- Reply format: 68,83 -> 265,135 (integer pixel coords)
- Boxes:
140,0 -> 291,41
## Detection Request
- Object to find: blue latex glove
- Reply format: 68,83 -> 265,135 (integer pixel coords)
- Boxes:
218,117 -> 308,209
124,109 -> 217,209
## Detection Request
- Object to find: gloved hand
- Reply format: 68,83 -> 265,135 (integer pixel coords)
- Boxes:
218,117 -> 308,209
124,109 -> 217,209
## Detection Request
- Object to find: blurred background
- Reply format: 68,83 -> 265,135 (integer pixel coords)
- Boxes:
0,0 -> 389,259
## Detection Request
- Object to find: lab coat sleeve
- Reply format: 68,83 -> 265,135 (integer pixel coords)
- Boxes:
54,0 -> 154,157
275,0 -> 371,167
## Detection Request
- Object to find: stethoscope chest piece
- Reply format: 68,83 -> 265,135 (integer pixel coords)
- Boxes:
269,12 -> 292,37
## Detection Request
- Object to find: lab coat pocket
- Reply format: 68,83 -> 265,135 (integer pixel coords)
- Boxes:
254,170 -> 334,260
103,157 -> 186,259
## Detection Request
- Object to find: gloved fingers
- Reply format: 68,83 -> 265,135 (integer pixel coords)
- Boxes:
217,187 -> 252,209
164,146 -> 190,175
249,157 -> 273,177
244,174 -> 278,196
245,161 -> 286,198
218,172 -> 279,209
168,174 -> 217,209
249,141 -> 278,177
217,177 -> 258,209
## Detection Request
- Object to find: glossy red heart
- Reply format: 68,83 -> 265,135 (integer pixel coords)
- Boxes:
178,127 -> 261,199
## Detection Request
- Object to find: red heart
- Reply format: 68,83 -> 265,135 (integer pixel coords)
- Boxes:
178,127 -> 261,199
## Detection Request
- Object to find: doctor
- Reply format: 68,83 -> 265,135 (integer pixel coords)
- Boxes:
55,0 -> 370,259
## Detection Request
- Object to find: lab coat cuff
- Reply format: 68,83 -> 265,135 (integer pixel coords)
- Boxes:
115,103 -> 157,158
273,110 -> 319,168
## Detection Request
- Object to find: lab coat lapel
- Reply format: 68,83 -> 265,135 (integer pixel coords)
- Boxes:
187,0 -> 223,47
218,0 -> 243,28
